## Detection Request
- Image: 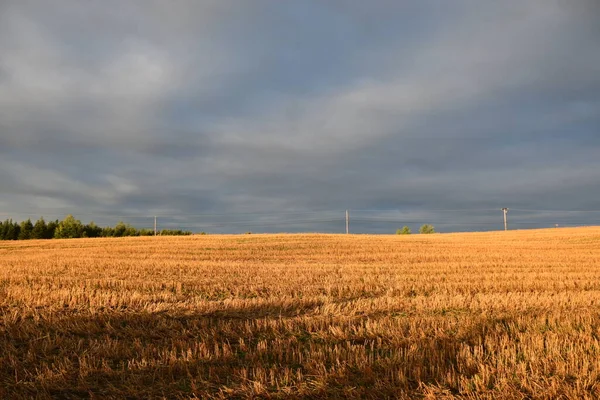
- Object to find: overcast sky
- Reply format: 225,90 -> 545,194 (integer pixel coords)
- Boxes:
1,1 -> 599,233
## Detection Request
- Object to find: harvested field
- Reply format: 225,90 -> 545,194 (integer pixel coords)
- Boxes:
2,227 -> 600,399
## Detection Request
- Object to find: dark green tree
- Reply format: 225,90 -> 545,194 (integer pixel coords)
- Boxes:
111,222 -> 139,237
31,217 -> 48,239
45,220 -> 59,239
5,220 -> 20,240
83,221 -> 102,238
18,219 -> 34,240
101,226 -> 115,237
113,221 -> 127,237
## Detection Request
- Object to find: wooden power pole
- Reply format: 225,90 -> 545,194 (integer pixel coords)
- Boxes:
345,210 -> 349,234
502,208 -> 509,231
154,216 -> 157,236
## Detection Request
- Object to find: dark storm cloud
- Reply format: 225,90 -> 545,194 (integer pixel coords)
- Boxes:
0,0 -> 599,232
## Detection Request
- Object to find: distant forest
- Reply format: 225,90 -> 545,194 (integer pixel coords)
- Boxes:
0,215 -> 192,240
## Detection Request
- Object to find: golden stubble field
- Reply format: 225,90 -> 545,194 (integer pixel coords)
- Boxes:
1,228 -> 600,399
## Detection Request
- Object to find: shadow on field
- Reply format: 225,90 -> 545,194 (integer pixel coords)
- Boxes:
1,305 -> 512,399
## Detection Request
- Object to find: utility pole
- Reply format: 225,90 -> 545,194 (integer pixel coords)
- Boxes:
345,210 -> 349,234
154,216 -> 157,236
501,208 -> 509,231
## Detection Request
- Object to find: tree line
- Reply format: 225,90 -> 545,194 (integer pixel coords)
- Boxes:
0,215 -> 192,240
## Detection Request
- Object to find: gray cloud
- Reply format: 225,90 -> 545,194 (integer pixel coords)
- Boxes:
1,0 -> 599,232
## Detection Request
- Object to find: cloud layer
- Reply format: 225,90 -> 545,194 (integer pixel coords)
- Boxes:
1,1 -> 599,232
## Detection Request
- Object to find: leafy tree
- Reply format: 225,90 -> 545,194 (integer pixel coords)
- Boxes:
31,217 -> 48,239
112,221 -> 139,237
83,221 -> 102,238
396,226 -> 411,235
124,224 -> 139,237
419,224 -> 436,234
113,222 -> 126,237
18,219 -> 34,240
54,215 -> 84,239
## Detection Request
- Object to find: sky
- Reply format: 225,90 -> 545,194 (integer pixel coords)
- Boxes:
1,0 -> 599,233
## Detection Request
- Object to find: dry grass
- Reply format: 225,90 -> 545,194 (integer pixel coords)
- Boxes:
2,227 -> 600,399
